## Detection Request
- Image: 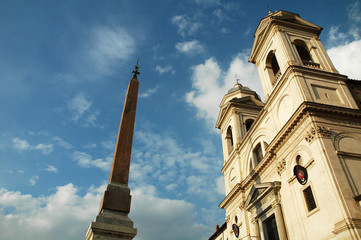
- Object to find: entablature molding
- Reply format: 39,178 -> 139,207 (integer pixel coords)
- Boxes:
219,183 -> 245,209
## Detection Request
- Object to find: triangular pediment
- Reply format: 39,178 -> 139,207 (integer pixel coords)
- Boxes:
215,96 -> 264,129
228,96 -> 264,106
249,10 -> 322,63
244,181 -> 281,210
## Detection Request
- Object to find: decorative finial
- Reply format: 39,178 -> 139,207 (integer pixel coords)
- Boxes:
267,0 -> 273,14
132,59 -> 140,79
235,74 -> 240,84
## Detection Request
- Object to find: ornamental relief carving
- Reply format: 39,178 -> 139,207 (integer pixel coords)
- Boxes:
305,126 -> 331,143
277,158 -> 286,175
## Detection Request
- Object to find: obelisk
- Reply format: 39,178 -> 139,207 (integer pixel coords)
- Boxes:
85,62 -> 139,240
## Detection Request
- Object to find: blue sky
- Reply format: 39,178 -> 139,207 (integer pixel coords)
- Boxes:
1,0 -> 361,239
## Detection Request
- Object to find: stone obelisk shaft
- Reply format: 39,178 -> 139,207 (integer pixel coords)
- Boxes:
85,64 -> 139,240
109,76 -> 139,185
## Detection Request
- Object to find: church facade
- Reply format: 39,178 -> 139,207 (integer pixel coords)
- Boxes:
210,11 -> 361,240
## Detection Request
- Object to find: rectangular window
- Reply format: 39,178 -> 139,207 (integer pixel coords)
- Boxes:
303,186 -> 317,212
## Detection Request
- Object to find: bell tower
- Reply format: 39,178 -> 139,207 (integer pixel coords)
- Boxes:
216,83 -> 264,194
249,11 -> 358,125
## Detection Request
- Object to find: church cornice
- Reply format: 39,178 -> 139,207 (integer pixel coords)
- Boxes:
219,183 -> 244,209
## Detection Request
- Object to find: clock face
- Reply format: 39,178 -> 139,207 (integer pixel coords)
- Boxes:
229,169 -> 237,188
278,95 -> 293,124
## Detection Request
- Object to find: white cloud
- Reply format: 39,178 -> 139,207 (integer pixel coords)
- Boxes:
72,151 -> 112,171
347,1 -> 361,40
66,93 -> 98,127
221,27 -> 229,34
130,184 -> 211,240
139,86 -> 160,98
45,165 -> 58,173
155,65 -> 175,75
29,175 -> 39,186
171,15 -> 202,37
175,40 -> 205,55
12,138 -> 30,151
185,54 -> 262,128
0,183 -> 103,240
12,137 -> 54,155
89,26 -> 135,75
327,39 -> 361,79
34,143 -> 54,155
0,183 -> 214,240
327,1 -> 361,47
52,136 -> 73,149
216,176 -> 225,195
84,143 -> 97,149
327,26 -> 348,46
67,93 -> 92,122
131,129 -> 223,202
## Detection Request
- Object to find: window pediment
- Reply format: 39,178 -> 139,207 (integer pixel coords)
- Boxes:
244,182 -> 281,211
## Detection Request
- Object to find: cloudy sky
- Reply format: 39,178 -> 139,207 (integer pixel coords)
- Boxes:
1,0 -> 361,239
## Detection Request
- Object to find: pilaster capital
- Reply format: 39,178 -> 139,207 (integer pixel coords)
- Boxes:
232,108 -> 240,115
251,217 -> 259,224
271,199 -> 281,208
305,126 -> 331,143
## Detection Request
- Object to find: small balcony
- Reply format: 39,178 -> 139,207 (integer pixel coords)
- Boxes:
303,61 -> 320,69
272,70 -> 282,85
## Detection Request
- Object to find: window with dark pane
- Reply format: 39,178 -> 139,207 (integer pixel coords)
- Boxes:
253,143 -> 263,165
264,214 -> 280,240
303,186 -> 317,212
245,119 -> 255,132
226,126 -> 234,154
294,40 -> 313,63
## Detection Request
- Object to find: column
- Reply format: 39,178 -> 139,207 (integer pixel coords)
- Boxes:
251,217 -> 260,239
273,201 -> 287,240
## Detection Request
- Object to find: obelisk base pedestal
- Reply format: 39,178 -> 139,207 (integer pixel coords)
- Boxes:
85,183 -> 137,240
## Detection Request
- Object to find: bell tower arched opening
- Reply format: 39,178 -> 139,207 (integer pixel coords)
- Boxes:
226,126 -> 234,154
294,40 -> 313,63
245,119 -> 255,132
266,51 -> 281,86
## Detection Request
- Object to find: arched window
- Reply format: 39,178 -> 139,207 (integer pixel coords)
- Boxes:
271,54 -> 280,75
253,143 -> 263,166
266,51 -> 281,85
294,40 -> 313,63
245,119 -> 255,132
251,141 -> 269,169
226,126 -> 234,154
296,154 -> 302,165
